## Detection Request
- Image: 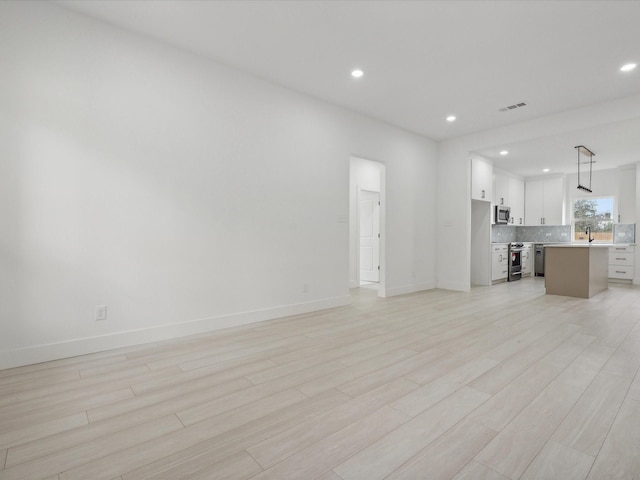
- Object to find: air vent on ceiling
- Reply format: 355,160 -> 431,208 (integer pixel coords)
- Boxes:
499,102 -> 527,112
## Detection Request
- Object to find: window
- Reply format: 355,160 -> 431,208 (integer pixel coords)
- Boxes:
572,197 -> 614,243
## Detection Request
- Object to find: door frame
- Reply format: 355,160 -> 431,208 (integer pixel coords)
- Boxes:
350,157 -> 386,297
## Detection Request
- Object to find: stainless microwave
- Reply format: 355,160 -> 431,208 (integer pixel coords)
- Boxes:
495,205 -> 511,224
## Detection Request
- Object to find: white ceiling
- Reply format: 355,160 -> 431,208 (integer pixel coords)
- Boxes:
55,0 -> 640,177
477,115 -> 640,177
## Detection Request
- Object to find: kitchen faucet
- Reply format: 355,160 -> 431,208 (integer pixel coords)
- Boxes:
585,226 -> 594,243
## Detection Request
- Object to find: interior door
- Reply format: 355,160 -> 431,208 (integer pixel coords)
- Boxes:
359,190 -> 380,283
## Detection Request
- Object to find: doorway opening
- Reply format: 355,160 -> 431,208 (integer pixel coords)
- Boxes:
359,190 -> 380,285
349,156 -> 385,297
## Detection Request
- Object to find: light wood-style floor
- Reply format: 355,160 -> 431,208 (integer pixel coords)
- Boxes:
2,277 -> 640,480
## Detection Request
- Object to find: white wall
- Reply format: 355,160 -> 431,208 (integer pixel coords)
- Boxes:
636,164 -> 640,285
0,1 -> 438,369
436,139 -> 474,291
560,166 -> 637,234
564,168 -> 620,220
470,201 -> 491,286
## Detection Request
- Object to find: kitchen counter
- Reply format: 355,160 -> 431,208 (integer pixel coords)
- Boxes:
544,244 -> 608,298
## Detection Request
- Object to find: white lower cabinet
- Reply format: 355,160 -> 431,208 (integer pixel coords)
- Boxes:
609,245 -> 634,281
521,243 -> 533,276
491,244 -> 508,282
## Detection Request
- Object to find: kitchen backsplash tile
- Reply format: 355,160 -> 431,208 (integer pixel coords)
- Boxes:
491,225 -> 517,243
517,225 -> 572,243
492,225 -> 572,243
613,224 -> 636,244
492,224 -> 636,244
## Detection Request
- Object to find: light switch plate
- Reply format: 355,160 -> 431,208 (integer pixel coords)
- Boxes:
95,305 -> 107,321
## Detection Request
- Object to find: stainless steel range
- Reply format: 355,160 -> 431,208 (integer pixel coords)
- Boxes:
508,242 -> 523,281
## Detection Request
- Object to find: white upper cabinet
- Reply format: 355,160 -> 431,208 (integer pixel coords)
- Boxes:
618,165 -> 636,223
525,176 -> 565,225
493,169 -> 524,225
471,157 -> 493,201
494,172 -> 508,207
525,180 -> 544,225
508,177 -> 525,225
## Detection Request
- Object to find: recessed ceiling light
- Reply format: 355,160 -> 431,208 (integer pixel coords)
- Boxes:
543,168 -> 550,172
620,63 -> 637,73
446,115 -> 456,122
500,150 -> 509,156
351,69 -> 364,78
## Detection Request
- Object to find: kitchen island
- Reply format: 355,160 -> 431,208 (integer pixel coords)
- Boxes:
544,244 -> 609,298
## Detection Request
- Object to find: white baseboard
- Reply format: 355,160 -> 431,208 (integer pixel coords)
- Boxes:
0,295 -> 351,370
436,280 -> 471,292
382,282 -> 436,297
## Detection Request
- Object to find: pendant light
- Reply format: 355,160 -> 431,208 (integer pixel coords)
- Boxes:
575,145 -> 595,193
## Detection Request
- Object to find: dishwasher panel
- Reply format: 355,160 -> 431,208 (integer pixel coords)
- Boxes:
534,244 -> 545,276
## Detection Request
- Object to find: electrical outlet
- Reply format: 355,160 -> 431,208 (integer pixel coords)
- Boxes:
302,283 -> 309,293
95,305 -> 107,321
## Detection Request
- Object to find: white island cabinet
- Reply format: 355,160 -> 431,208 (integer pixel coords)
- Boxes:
545,245 -> 608,298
